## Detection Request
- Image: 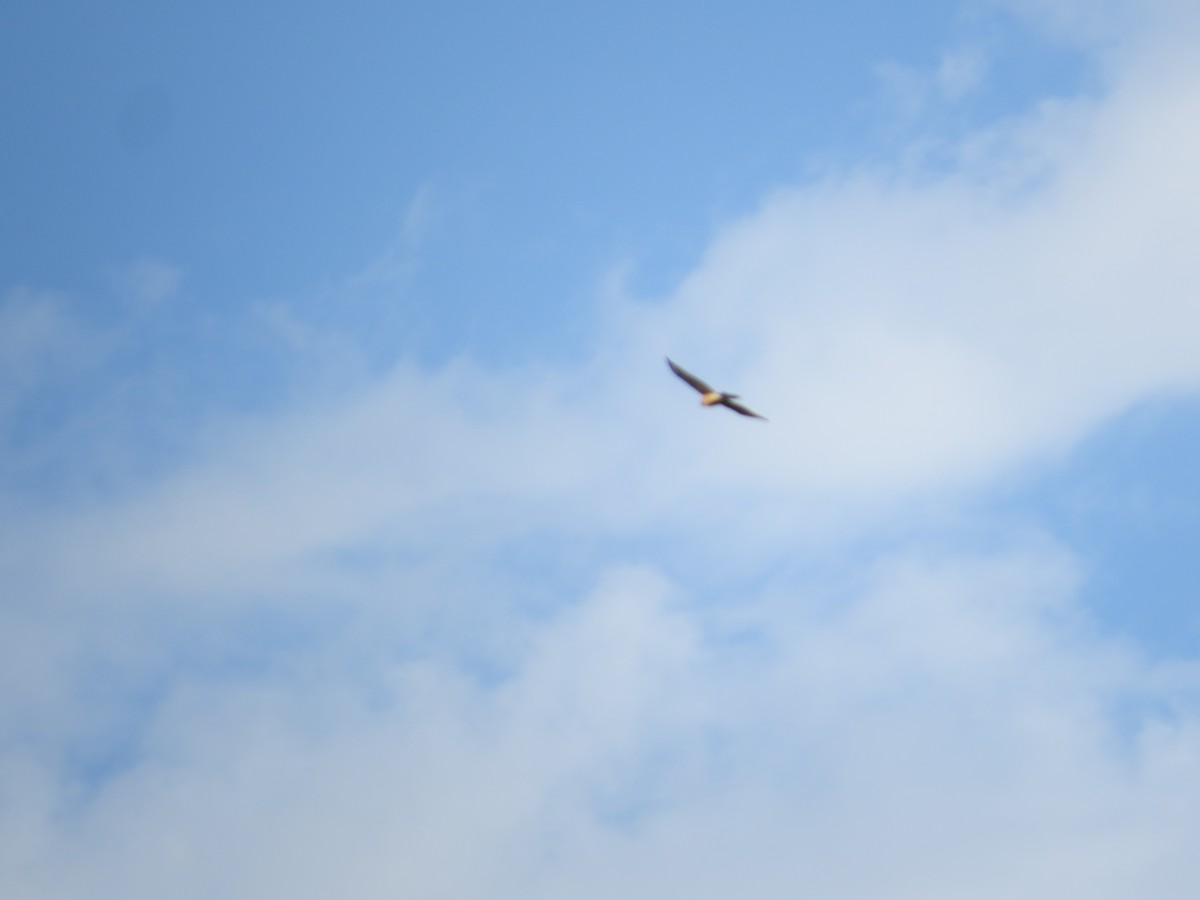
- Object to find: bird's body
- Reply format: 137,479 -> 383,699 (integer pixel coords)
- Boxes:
666,358 -> 767,420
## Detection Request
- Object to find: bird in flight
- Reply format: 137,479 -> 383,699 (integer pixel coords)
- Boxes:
666,357 -> 767,420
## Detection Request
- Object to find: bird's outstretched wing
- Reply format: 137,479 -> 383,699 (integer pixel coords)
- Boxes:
721,398 -> 768,420
666,358 -> 714,395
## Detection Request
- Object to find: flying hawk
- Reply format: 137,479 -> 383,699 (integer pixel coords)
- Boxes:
666,357 -> 767,420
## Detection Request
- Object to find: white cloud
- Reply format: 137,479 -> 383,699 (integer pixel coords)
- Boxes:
998,0 -> 1200,55
6,550 -> 1200,898
631,36 -> 1200,497
6,3 -> 1200,898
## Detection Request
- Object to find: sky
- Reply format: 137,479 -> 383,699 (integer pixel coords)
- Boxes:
4,0 -> 1200,896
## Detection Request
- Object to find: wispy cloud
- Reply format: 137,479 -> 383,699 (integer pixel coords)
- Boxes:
0,289 -> 81,422
108,258 -> 184,308
876,48 -> 989,121
999,0 -> 1200,53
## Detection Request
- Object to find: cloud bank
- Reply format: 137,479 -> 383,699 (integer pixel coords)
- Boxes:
5,3 -> 1200,897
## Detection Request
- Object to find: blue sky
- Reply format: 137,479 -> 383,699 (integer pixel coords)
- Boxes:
5,0 -> 1200,896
